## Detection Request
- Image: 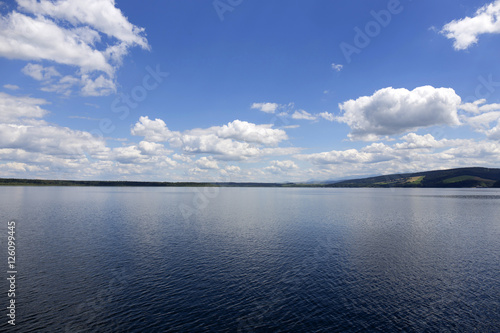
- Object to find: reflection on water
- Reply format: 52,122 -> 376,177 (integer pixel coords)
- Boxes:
0,187 -> 498,332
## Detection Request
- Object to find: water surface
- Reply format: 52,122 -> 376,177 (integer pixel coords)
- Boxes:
0,187 -> 498,332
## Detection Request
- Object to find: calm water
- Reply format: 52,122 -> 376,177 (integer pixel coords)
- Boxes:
0,187 -> 499,332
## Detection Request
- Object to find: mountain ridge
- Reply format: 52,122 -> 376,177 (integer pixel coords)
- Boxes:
326,167 -> 500,188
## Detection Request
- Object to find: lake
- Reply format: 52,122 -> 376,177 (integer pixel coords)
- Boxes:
0,187 -> 499,332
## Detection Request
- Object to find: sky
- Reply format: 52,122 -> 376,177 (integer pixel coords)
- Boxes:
1,0 -> 500,182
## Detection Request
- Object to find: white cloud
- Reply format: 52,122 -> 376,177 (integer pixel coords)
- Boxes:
441,0 -> 500,50
22,63 -> 60,81
0,92 -> 182,180
215,120 -> 287,145
17,0 -> 149,49
138,141 -> 172,156
178,134 -> 261,160
297,133 -> 472,166
465,111 -> 500,129
0,92 -> 49,123
0,123 -> 109,160
0,162 -> 45,173
0,12 -> 112,73
291,110 -> 317,121
394,133 -> 440,149
486,122 -> 500,140
0,0 -> 148,96
331,63 -> 343,72
172,154 -> 192,163
131,117 -> 293,161
466,111 -> 500,140
195,156 -> 219,169
393,133 -> 468,150
264,160 -> 298,174
131,116 -> 179,142
460,99 -> 500,114
20,63 -> 86,96
459,99 -> 500,140
251,102 -> 278,113
295,133 -> 500,180
251,102 -> 335,124
318,111 -> 335,122
337,86 -> 462,140
297,143 -> 395,165
80,74 -> 116,96
40,75 -> 80,96
111,142 -> 175,165
225,165 -> 241,173
2,84 -> 19,90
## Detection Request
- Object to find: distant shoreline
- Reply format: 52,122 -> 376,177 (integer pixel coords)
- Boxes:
2,167 -> 500,188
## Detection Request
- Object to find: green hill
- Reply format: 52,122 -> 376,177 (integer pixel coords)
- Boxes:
328,167 -> 500,188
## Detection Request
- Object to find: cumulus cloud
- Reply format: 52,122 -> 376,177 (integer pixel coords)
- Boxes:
297,133 -> 470,166
264,160 -> 298,174
458,99 -> 500,140
0,0 -> 149,96
215,120 -> 288,145
337,86 -> 462,140
486,123 -> 500,140
251,102 -> 279,114
293,131 -> 500,180
0,123 -> 109,160
293,133 -> 500,181
195,156 -> 219,170
131,116 -> 179,142
138,141 -> 172,156
111,142 -> 175,165
441,0 -> 500,50
393,133 -> 441,149
172,154 -> 192,163
0,92 -> 182,180
225,165 -> 241,173
131,117 -> 293,161
0,92 -> 49,123
297,143 -> 396,165
177,134 -> 260,160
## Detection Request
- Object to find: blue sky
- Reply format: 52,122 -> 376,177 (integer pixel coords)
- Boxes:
1,0 -> 500,182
